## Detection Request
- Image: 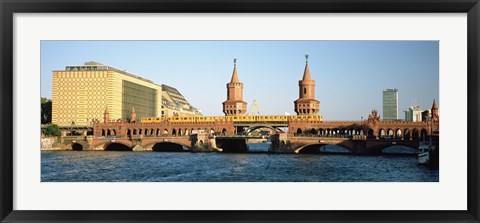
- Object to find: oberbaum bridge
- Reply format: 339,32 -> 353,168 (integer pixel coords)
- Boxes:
61,56 -> 440,154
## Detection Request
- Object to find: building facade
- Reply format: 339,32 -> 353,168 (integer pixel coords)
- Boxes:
294,55 -> 320,115
223,59 -> 247,116
404,105 -> 424,122
161,84 -> 203,118
52,61 -> 201,125
382,88 -> 398,120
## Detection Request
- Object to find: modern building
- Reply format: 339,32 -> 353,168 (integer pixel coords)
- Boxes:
52,61 -> 201,125
382,88 -> 398,120
161,84 -> 203,118
223,59 -> 247,116
404,105 -> 424,122
294,55 -> 320,115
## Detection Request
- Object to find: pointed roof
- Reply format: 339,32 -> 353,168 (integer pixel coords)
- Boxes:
231,67 -> 239,83
104,106 -> 109,114
230,58 -> 239,83
432,99 -> 438,110
130,106 -> 136,114
302,63 -> 312,81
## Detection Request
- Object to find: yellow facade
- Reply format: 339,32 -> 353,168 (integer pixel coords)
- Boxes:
52,69 -> 162,125
52,70 -> 112,125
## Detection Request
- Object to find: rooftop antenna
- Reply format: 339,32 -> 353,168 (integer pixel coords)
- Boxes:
234,58 -> 237,67
305,54 -> 309,64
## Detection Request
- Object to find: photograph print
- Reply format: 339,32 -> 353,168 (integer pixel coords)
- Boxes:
40,40 -> 439,182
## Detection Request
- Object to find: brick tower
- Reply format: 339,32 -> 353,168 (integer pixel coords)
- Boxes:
294,55 -> 320,115
431,99 -> 439,131
130,106 -> 136,123
223,59 -> 247,116
103,106 -> 110,123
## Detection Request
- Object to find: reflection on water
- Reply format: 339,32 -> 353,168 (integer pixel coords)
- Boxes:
42,144 -> 438,182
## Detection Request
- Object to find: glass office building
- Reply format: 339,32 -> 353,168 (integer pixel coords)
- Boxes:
382,89 -> 398,121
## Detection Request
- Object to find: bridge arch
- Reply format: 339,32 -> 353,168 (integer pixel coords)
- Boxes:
144,141 -> 192,151
367,129 -> 374,138
367,141 -> 420,154
412,129 -> 419,140
387,129 -> 394,138
152,142 -> 188,152
379,129 -> 386,138
104,142 -> 132,151
404,129 -> 411,140
243,125 -> 282,135
296,128 -> 302,134
72,143 -> 83,151
294,144 -> 352,154
420,129 -> 428,142
395,129 -> 402,139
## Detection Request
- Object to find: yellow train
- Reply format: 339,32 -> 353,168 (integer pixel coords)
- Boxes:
140,115 -> 322,124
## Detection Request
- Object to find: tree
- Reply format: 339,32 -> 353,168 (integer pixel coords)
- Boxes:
42,124 -> 61,137
41,97 -> 52,124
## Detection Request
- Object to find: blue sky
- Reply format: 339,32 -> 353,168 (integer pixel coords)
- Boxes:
41,41 -> 439,121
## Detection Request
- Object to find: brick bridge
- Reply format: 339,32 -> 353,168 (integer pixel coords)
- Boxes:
61,109 -> 438,154
271,135 -> 420,154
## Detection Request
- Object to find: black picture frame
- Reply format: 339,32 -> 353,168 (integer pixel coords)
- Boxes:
1,0 -> 479,222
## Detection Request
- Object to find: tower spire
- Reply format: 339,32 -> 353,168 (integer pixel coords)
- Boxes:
302,54 -> 312,81
230,58 -> 239,83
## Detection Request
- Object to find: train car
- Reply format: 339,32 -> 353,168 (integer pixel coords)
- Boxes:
140,114 -> 322,124
140,117 -> 163,123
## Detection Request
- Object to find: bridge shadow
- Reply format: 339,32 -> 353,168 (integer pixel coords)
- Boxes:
152,142 -> 189,152
381,145 -> 417,156
72,143 -> 83,151
216,138 -> 249,153
105,143 -> 132,151
297,144 -> 352,154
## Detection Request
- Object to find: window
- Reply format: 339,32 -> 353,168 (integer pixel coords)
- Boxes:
304,87 -> 306,94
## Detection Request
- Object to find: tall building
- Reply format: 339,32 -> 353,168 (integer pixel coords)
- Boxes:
294,55 -> 320,115
52,61 -> 201,125
404,105 -> 424,122
223,59 -> 247,116
382,89 -> 398,120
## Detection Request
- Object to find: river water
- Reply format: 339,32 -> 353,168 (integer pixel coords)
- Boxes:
41,144 -> 438,182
